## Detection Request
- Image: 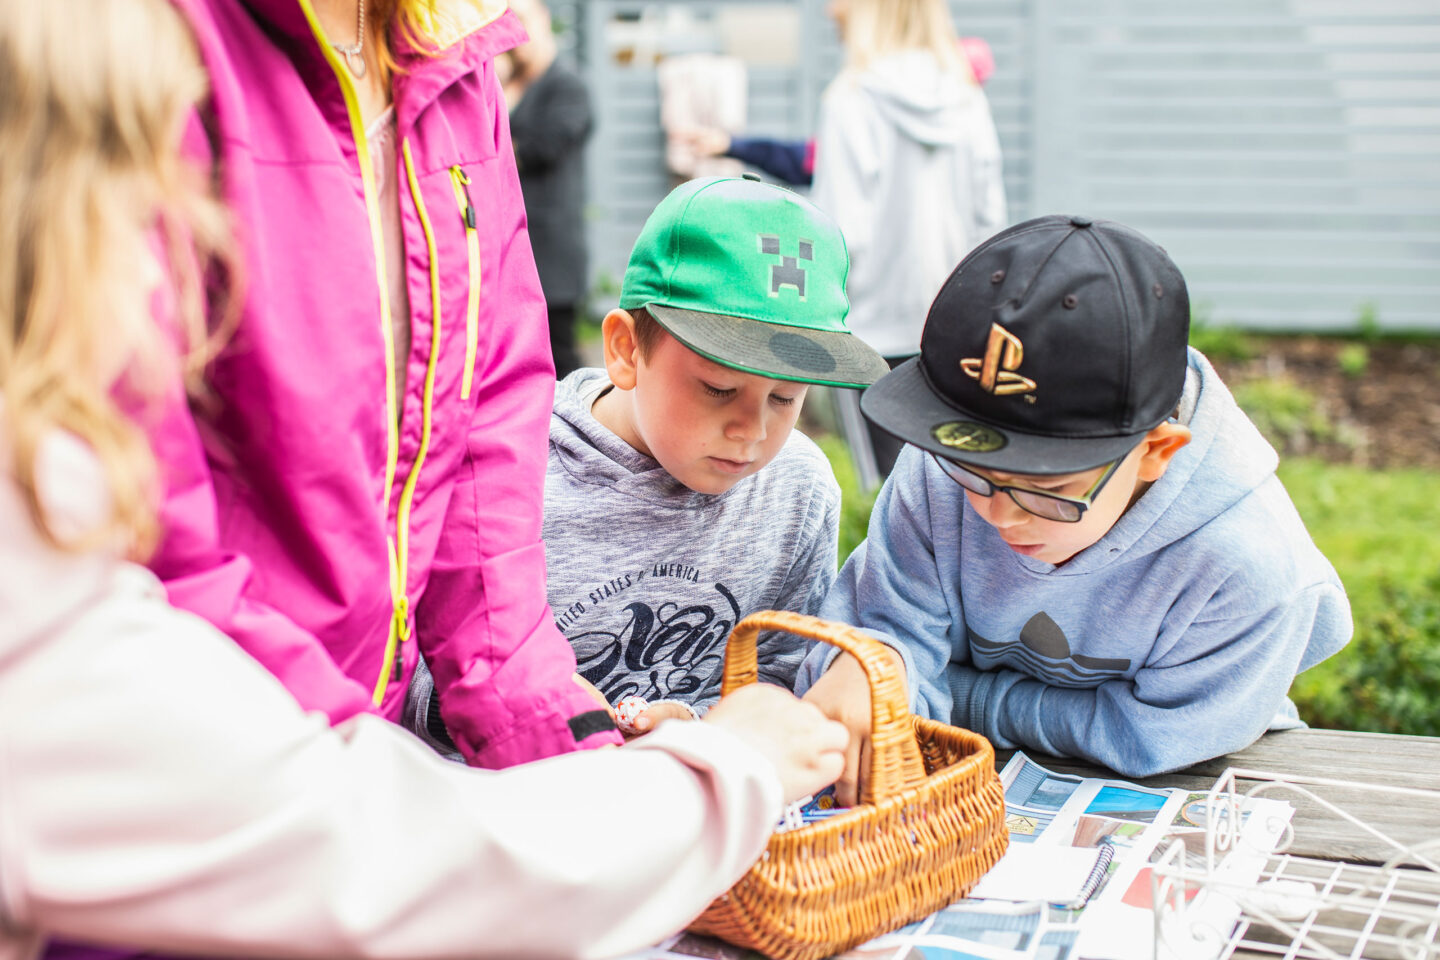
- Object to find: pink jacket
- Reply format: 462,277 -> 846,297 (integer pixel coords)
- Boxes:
151,0 -> 619,766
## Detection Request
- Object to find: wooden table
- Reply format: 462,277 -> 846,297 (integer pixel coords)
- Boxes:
998,728 -> 1440,959
996,727 -> 1440,863
655,730 -> 1439,960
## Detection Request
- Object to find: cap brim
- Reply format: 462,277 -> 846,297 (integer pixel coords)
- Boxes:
647,303 -> 891,388
861,357 -> 1151,475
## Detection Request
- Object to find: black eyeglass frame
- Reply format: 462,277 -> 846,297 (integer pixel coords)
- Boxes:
929,451 -> 1128,523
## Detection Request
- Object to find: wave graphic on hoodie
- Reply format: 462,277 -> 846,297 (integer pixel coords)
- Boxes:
969,611 -> 1131,688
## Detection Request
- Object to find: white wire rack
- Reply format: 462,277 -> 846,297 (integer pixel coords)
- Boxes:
1150,768 -> 1440,960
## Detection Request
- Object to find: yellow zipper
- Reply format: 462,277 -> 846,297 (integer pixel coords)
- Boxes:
296,0 -> 406,705
448,166 -> 482,400
371,138 -> 447,701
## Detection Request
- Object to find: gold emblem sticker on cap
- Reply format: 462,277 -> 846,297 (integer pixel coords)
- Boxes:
933,421 -> 1008,453
961,322 -> 1038,397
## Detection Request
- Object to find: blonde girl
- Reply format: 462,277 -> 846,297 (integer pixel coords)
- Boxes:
0,0 -> 229,560
833,0 -> 969,77
0,15 -> 845,958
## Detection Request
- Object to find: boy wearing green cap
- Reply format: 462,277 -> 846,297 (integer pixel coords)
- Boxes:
406,176 -> 887,745
545,174 -> 890,733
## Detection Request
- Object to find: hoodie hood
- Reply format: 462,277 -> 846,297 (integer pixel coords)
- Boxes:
853,51 -> 985,147
550,368 -> 718,507
1005,348 -> 1280,577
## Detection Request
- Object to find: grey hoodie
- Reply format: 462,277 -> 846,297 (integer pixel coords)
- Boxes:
812,51 -> 1007,356
542,369 -> 842,710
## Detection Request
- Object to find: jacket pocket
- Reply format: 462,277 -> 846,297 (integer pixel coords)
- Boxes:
449,166 -> 481,400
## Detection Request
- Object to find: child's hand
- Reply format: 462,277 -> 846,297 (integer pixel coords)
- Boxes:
612,696 -> 696,738
800,648 -> 906,806
629,700 -> 695,736
704,684 -> 848,804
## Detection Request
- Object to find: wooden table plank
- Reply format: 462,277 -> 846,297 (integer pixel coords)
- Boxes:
995,728 -> 1440,864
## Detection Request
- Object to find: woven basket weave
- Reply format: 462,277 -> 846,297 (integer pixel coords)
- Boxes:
689,610 -> 1009,960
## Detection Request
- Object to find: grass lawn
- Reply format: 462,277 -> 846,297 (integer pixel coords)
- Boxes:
1279,459 -> 1440,734
1278,459 -> 1440,611
813,437 -> 1440,736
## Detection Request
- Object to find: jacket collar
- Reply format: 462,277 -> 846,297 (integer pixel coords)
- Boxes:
237,0 -> 511,49
392,2 -> 526,132
235,0 -> 525,123
395,0 -> 514,56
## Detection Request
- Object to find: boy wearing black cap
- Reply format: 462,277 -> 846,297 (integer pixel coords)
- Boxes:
800,215 -> 1351,788
408,176 -> 889,745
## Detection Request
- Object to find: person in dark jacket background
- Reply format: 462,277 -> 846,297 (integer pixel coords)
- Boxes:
505,0 -> 593,378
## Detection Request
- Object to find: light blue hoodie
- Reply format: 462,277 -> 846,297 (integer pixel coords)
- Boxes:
797,349 -> 1351,777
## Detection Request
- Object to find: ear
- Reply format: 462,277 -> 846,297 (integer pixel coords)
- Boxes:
601,308 -> 641,390
1135,421 -> 1192,483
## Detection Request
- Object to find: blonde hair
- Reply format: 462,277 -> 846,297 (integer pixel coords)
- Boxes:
842,0 -> 968,77
373,0 -> 474,77
0,0 -> 232,558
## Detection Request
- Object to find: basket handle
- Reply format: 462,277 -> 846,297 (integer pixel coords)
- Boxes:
722,610 -> 928,805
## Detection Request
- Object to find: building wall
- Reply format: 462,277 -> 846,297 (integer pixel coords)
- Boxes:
562,0 -> 1440,332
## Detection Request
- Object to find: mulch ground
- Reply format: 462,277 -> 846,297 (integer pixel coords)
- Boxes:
1208,337 -> 1440,471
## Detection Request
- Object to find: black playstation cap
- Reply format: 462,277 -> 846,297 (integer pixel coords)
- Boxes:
861,215 -> 1190,475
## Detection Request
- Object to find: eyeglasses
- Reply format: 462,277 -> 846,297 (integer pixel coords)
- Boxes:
930,452 -> 1126,523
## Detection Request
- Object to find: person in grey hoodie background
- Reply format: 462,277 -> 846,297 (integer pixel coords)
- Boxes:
813,0 -> 1008,489
800,216 -> 1351,795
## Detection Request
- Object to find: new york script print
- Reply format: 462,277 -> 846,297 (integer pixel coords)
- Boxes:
571,582 -> 743,703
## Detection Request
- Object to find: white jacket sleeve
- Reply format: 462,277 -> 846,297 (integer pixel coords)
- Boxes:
0,436 -> 782,960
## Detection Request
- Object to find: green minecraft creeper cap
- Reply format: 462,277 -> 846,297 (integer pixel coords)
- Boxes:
619,176 -> 889,388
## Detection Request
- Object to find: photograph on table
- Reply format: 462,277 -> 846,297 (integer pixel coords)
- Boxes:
1175,791 -> 1259,830
1068,815 -> 1146,850
1004,807 -> 1052,843
1002,756 -> 1086,811
1082,786 -> 1172,824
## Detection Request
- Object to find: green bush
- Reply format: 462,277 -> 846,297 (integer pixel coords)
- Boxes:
1292,575 -> 1440,736
815,434 -> 875,565
1278,459 -> 1440,736
1232,378 -> 1335,449
1189,305 -> 1256,362
1354,301 -> 1382,341
1336,343 -> 1369,379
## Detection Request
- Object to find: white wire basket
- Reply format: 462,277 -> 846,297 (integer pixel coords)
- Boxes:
1150,767 -> 1440,960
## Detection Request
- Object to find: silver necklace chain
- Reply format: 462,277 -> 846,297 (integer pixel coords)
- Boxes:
331,1 -> 367,79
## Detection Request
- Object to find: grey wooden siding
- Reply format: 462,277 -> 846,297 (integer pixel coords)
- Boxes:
561,0 -> 1440,332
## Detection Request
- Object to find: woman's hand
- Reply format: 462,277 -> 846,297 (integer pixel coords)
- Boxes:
704,684 -> 848,804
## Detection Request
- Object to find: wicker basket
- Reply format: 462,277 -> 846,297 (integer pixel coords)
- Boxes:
688,610 -> 1009,960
